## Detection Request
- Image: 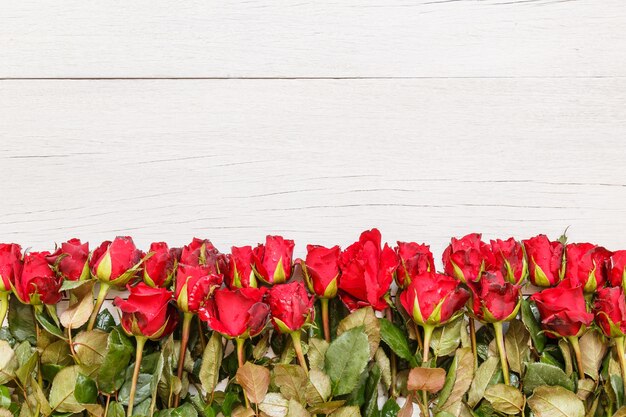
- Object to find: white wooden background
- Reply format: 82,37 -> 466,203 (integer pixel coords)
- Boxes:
2,0 -> 626,268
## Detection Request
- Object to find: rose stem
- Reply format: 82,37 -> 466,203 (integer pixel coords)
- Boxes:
173,312 -> 194,407
568,336 -> 585,379
291,331 -> 309,375
493,321 -> 510,385
87,282 -> 111,331
236,337 -> 251,409
420,324 -> 435,413
615,337 -> 626,398
0,292 -> 8,328
385,308 -> 397,397
127,336 -> 147,417
321,298 -> 331,343
413,322 -> 423,352
469,318 -> 478,371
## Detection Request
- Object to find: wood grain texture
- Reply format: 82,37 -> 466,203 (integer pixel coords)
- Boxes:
2,0 -> 626,78
2,78 -> 625,263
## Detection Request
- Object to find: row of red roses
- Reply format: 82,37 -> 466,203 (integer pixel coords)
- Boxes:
2,230 -> 626,412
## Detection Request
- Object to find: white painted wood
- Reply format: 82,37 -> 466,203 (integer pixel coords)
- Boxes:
1,78 -> 625,264
2,0 -> 625,78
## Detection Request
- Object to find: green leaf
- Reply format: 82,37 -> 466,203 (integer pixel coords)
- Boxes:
437,347 -> 474,412
430,317 -> 463,358
96,328 -> 134,394
337,307 -> 380,358
467,356 -> 501,408
331,406 -> 362,417
0,385 -> 11,408
612,374 -> 624,409
504,319 -> 530,375
74,373 -> 98,404
274,364 -> 307,404
8,297 -> 36,344
381,399 -> 399,417
94,309 -> 117,332
119,373 -> 152,406
484,384 -> 524,415
527,385 -> 584,417
173,403 -> 199,417
579,329 -> 607,380
521,299 -> 546,353
15,342 -> 37,387
379,319 -> 417,367
308,400 -> 346,415
107,401 -> 125,417
374,348 -> 391,389
49,365 -> 85,413
308,338 -> 329,371
363,364 -> 381,417
523,363 -> 575,395
33,307 -> 65,339
74,330 -> 108,375
200,332 -> 223,394
325,326 -> 370,396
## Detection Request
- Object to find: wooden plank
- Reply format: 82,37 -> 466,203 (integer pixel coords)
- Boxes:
1,78 -> 625,260
1,0 -> 625,78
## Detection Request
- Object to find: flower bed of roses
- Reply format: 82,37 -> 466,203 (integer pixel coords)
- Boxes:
0,230 -> 625,417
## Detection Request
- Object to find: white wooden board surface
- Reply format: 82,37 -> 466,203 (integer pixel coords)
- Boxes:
1,0 -> 626,265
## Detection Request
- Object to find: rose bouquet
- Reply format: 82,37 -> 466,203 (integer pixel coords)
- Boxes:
0,231 -> 625,417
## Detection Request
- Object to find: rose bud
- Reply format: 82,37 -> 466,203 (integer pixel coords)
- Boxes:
252,235 -> 295,284
46,238 -> 89,281
529,280 -> 593,338
114,283 -> 179,340
268,281 -> 315,333
564,243 -> 612,293
15,251 -> 62,305
90,236 -> 143,287
198,287 -> 269,339
468,270 -> 521,323
608,251 -> 626,289
301,244 -> 341,298
399,271 -> 469,327
0,243 -> 22,293
175,264 -> 223,314
338,228 -> 398,311
488,238 -> 527,285
180,237 -> 229,275
522,234 -> 564,287
226,246 -> 257,288
395,242 -> 435,289
143,242 -> 178,288
442,233 -> 494,283
594,286 -> 626,338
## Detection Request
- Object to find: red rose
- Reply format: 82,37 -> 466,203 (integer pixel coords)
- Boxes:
15,251 -> 62,305
0,243 -> 22,293
395,241 -> 435,289
594,286 -> 626,338
522,234 -> 564,287
468,270 -> 521,323
488,238 -> 527,285
90,236 -> 143,287
226,246 -> 257,288
442,233 -> 493,283
301,244 -> 341,298
268,281 -> 315,333
143,242 -> 178,288
338,228 -> 398,311
46,238 -> 89,282
175,264 -> 223,314
198,287 -> 269,339
564,243 -> 612,293
608,251 -> 626,289
399,271 -> 469,327
180,238 -> 229,276
252,236 -> 295,284
114,283 -> 179,340
530,280 -> 593,337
